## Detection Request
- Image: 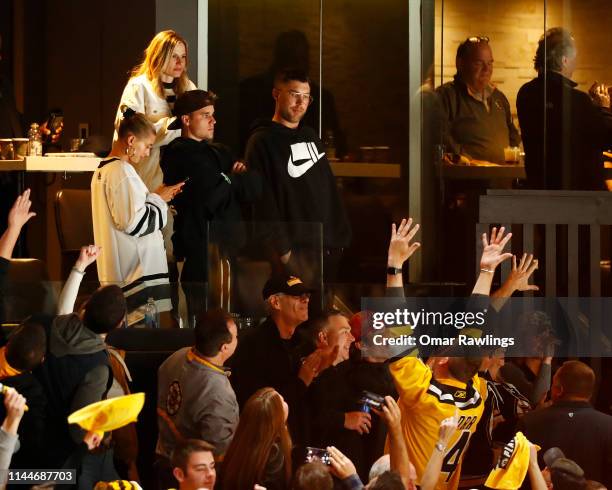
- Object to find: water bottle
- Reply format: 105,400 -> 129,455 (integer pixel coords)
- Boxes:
144,297 -> 159,328
28,123 -> 43,156
323,129 -> 336,161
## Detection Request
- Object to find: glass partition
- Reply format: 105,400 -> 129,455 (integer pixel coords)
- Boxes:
207,220 -> 323,322
208,0 -> 322,154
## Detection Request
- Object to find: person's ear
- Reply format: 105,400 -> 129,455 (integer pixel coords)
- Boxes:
272,87 -> 280,101
173,467 -> 185,483
126,133 -> 136,148
269,294 -> 282,311
317,331 -> 328,348
181,114 -> 190,128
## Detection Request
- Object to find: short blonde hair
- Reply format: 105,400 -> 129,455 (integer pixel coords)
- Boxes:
131,30 -> 191,98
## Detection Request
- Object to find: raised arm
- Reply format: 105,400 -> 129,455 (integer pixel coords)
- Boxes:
386,218 -> 421,289
490,253 -> 539,311
527,444 -> 548,490
377,396 -> 414,489
472,226 -> 513,296
57,245 -> 102,314
420,409 -> 459,490
0,189 -> 36,260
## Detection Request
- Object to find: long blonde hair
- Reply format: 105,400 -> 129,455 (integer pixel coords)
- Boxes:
131,30 -> 190,98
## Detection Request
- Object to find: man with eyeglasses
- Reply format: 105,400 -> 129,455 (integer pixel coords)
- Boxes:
244,68 -> 351,312
436,36 -> 520,164
230,274 -> 330,448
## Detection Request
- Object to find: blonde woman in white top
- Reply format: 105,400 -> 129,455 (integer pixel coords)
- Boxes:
114,30 -> 196,192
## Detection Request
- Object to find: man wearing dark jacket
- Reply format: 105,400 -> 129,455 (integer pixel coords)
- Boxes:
517,27 -> 612,190
244,69 -> 351,309
161,90 -> 261,324
230,275 -> 327,447
517,360 -> 612,487
33,284 -> 126,485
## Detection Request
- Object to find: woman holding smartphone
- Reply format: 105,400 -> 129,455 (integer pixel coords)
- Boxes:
93,107 -> 184,325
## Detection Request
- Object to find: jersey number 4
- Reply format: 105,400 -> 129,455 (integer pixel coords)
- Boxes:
442,431 -> 471,481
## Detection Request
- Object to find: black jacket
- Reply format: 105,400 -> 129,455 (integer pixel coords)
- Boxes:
517,400 -> 612,487
517,71 -> 612,190
32,313 -> 112,468
161,137 -> 262,264
308,357 -> 397,482
230,317 -> 311,446
0,372 -> 47,469
245,120 -> 351,254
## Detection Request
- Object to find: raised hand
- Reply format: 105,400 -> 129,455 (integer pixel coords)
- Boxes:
480,226 -> 513,271
83,430 -> 103,450
75,245 -> 102,272
388,218 -> 421,268
438,408 -> 459,448
2,387 -> 27,435
378,396 -> 402,433
8,189 -> 36,231
506,253 -> 539,293
327,445 -> 358,480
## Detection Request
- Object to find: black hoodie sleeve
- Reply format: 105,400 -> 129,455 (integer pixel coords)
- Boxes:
245,132 -> 292,255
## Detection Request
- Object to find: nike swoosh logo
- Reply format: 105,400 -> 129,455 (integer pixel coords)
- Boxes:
287,142 -> 325,178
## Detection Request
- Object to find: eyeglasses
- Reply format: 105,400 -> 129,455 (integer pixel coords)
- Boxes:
466,36 -> 490,44
282,90 -> 314,105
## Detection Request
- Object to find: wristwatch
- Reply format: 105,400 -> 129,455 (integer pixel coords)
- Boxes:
387,266 -> 402,275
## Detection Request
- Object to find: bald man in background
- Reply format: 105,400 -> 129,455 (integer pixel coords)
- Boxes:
518,360 -> 612,487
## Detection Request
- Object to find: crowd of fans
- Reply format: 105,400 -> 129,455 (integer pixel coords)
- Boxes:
0,27 -> 611,490
0,189 -> 611,490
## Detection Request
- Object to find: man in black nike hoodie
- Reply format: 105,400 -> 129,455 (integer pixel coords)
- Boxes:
245,68 -> 351,310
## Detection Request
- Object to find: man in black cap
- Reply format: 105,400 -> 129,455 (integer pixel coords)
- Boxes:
230,274 -> 329,446
161,89 -> 262,325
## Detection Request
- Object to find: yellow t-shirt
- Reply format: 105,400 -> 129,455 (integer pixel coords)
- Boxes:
390,356 -> 488,490
485,432 -> 535,490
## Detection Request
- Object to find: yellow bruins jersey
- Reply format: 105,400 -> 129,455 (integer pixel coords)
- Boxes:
390,356 -> 488,490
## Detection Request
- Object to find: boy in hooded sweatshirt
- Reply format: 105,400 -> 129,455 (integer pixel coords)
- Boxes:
32,281 -> 126,484
244,68 -> 351,309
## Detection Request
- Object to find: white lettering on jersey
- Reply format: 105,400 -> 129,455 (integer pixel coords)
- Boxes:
287,141 -> 325,178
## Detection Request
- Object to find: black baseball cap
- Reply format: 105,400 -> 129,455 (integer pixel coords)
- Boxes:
262,275 -> 314,300
168,89 -> 217,130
